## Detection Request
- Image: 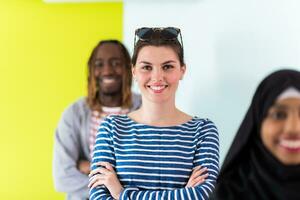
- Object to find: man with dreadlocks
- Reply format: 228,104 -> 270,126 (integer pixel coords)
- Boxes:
53,40 -> 141,200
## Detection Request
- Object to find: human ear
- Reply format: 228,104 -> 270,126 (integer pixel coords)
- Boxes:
180,65 -> 186,80
132,65 -> 137,81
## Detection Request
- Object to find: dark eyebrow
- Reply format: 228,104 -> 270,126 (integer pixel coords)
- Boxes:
162,60 -> 176,65
139,61 -> 152,65
138,60 -> 177,65
94,57 -> 122,61
272,104 -> 288,110
109,57 -> 122,60
272,103 -> 300,111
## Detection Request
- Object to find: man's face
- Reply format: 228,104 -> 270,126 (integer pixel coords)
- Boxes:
93,43 -> 125,95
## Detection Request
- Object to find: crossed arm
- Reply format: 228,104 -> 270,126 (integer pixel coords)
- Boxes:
89,120 -> 219,200
89,162 -> 209,199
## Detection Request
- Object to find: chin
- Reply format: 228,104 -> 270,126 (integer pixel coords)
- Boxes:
146,96 -> 171,104
277,155 -> 300,165
100,90 -> 121,96
100,87 -> 122,95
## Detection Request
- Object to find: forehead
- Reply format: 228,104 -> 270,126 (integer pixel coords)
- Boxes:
95,43 -> 123,59
137,45 -> 179,63
272,98 -> 300,109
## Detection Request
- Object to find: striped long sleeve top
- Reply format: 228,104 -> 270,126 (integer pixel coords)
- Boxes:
90,115 -> 219,200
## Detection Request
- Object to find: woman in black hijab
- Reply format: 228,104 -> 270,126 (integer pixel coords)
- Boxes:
212,69 -> 300,200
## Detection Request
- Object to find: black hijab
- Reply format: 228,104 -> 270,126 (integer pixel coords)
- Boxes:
212,69 -> 300,200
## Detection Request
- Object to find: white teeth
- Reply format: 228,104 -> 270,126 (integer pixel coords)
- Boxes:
280,139 -> 300,149
150,85 -> 165,91
102,78 -> 115,84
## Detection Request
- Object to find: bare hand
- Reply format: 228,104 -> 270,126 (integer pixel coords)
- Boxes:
78,160 -> 91,175
186,166 -> 209,187
88,162 -> 123,200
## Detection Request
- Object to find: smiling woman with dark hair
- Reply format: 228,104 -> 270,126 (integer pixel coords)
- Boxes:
211,69 -> 300,200
53,40 -> 141,200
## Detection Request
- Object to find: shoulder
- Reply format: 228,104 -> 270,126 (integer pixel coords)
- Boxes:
190,117 -> 217,128
214,165 -> 249,199
59,97 -> 90,123
191,117 -> 219,137
192,118 -> 219,153
100,114 -> 131,129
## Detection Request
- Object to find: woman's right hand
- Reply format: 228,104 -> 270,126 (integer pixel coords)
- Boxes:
186,166 -> 209,187
88,162 -> 124,200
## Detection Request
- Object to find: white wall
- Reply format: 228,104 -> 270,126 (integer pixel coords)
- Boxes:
124,0 -> 300,163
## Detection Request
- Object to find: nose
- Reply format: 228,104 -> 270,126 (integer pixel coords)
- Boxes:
151,67 -> 163,82
284,112 -> 300,136
101,62 -> 114,76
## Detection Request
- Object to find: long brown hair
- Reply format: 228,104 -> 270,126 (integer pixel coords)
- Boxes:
86,40 -> 132,111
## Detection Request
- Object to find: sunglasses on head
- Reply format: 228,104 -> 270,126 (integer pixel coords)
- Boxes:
134,27 -> 183,49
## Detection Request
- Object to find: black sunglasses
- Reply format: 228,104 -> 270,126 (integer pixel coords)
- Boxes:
134,27 -> 183,49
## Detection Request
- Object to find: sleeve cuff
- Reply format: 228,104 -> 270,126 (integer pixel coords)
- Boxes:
119,187 -> 139,200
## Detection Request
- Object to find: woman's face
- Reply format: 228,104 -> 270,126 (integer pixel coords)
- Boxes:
261,97 -> 300,165
93,43 -> 125,95
132,45 -> 185,104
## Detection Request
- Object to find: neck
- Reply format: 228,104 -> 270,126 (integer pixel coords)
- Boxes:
99,93 -> 122,107
135,97 -> 184,126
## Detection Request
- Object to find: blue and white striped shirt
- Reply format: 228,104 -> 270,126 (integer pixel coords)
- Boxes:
90,115 -> 219,200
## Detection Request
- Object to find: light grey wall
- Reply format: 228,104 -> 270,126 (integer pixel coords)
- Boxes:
124,0 -> 300,163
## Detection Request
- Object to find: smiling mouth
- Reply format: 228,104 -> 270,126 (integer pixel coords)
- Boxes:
147,85 -> 168,93
101,77 -> 118,84
279,139 -> 300,152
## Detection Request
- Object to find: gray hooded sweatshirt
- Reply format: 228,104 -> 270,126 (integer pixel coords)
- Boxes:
53,93 -> 141,200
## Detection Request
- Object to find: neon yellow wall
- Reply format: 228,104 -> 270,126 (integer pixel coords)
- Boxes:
0,1 -> 123,199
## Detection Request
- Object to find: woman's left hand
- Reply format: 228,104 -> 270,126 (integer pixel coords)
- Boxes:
88,162 -> 124,200
186,165 -> 209,187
